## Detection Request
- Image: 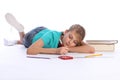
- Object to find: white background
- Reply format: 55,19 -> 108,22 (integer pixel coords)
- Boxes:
0,1 -> 120,80
0,0 -> 120,44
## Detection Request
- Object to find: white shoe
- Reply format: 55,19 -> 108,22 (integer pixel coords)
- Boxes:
5,13 -> 24,32
4,38 -> 17,46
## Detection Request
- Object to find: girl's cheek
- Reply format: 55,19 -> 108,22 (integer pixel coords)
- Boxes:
72,43 -> 76,47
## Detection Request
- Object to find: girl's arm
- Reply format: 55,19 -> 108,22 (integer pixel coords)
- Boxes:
27,39 -> 69,55
68,41 -> 95,53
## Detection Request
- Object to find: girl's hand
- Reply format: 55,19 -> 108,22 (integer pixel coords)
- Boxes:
56,47 -> 69,55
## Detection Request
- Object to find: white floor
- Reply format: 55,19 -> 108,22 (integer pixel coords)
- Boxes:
0,44 -> 120,80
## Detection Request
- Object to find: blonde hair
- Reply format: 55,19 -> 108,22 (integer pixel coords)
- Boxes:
69,24 -> 85,45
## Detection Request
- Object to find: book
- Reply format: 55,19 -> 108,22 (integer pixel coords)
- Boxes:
86,40 -> 118,52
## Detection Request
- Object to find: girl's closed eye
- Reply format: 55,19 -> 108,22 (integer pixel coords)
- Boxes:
69,34 -> 73,39
69,34 -> 78,46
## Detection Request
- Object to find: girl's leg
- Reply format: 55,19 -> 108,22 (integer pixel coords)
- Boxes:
5,13 -> 25,45
5,13 -> 24,32
17,32 -> 25,44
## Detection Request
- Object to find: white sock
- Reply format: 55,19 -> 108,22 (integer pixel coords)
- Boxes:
5,13 -> 24,32
4,38 -> 17,46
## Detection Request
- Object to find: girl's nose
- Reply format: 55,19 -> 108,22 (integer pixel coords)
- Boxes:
69,39 -> 74,44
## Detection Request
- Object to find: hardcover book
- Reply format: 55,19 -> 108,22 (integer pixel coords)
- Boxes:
86,40 -> 118,52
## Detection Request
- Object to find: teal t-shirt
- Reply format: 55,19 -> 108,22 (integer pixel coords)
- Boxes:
32,29 -> 62,48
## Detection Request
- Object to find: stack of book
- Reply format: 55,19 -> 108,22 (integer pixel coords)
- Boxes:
86,40 -> 118,52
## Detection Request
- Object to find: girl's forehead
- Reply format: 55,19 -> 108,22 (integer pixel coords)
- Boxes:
69,31 -> 82,42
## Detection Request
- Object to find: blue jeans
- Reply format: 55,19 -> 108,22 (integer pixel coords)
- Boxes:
23,26 -> 46,48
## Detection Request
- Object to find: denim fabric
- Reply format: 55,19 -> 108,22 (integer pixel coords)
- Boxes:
23,26 -> 46,48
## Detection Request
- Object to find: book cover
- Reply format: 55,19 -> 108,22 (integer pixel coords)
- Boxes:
86,40 -> 118,52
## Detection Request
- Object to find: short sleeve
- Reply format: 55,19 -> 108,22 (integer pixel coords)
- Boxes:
41,31 -> 53,48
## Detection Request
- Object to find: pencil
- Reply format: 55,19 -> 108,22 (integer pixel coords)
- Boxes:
84,54 -> 103,58
27,56 -> 51,59
59,39 -> 64,46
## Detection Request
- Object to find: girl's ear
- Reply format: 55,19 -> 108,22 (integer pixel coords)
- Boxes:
63,30 -> 69,35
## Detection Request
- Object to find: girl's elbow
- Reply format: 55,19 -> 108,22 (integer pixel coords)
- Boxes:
26,48 -> 31,55
26,48 -> 37,55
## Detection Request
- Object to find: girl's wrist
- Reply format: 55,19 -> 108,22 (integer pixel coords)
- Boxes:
55,48 -> 59,54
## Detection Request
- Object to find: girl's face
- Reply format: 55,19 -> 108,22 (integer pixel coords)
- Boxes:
62,30 -> 81,47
